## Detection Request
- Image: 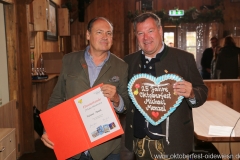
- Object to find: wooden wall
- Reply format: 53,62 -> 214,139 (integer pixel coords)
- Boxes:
222,0 -> 240,36
30,0 -> 62,67
204,80 -> 240,113
30,0 -> 64,141
32,75 -> 59,141
30,0 -> 65,152
29,0 -> 62,108
67,0 -> 240,59
67,0 -> 135,58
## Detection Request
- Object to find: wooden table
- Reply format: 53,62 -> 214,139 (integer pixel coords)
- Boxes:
193,101 -> 240,159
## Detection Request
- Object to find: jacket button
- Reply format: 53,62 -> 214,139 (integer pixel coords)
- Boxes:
130,125 -> 133,128
131,109 -> 134,113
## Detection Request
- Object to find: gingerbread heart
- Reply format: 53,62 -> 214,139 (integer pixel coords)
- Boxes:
128,73 -> 184,126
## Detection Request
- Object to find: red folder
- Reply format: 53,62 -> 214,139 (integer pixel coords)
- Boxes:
40,84 -> 124,160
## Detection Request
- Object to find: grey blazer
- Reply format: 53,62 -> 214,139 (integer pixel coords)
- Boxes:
124,46 -> 208,155
48,50 -> 129,160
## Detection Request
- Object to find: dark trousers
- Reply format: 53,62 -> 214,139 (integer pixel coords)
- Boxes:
67,152 -> 120,160
67,153 -> 93,160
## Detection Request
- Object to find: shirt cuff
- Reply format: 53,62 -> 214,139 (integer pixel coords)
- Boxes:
113,95 -> 124,113
188,97 -> 196,105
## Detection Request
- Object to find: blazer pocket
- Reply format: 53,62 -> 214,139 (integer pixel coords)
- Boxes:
108,76 -> 120,83
67,74 -> 78,79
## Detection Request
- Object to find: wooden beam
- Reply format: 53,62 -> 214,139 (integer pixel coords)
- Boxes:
4,2 -> 23,158
15,1 -> 35,153
4,2 -> 18,101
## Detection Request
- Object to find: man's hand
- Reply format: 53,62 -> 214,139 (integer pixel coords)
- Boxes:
173,81 -> 195,98
41,132 -> 54,149
101,84 -> 120,107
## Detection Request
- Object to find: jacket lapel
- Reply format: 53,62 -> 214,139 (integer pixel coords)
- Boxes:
155,44 -> 169,76
79,51 -> 90,86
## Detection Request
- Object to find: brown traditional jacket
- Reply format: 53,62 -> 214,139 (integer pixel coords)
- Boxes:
124,45 -> 208,156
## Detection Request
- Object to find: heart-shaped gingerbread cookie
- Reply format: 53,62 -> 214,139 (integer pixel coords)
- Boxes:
128,73 -> 184,126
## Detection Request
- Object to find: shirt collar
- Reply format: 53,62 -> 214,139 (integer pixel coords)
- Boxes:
85,46 -> 110,66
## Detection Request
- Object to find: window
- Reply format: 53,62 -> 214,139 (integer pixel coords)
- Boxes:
164,32 -> 174,47
186,32 -> 196,59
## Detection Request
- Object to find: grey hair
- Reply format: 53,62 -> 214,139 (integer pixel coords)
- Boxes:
133,12 -> 161,32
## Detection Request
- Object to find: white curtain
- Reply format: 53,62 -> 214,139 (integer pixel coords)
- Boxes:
177,22 -> 219,72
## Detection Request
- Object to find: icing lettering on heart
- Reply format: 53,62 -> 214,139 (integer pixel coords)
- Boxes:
128,73 -> 184,126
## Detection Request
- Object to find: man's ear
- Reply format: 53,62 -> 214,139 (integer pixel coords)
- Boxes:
158,26 -> 163,35
86,30 -> 90,40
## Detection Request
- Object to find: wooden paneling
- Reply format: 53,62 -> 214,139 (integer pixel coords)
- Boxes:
58,8 -> 70,36
109,0 -> 124,58
204,80 -> 240,113
129,23 -> 136,54
222,0 -> 240,35
32,0 -> 49,31
70,24 -> 85,50
124,0 -> 134,57
213,142 -> 240,160
69,0 -> 132,58
32,74 -> 58,140
32,75 -> 58,113
32,29 -> 60,68
48,0 -> 240,57
31,0 -> 61,67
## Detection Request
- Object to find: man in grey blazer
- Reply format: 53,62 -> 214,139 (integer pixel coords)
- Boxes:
124,12 -> 208,160
41,17 -> 129,160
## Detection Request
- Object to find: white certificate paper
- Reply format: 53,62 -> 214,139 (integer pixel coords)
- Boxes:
74,86 -> 120,142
